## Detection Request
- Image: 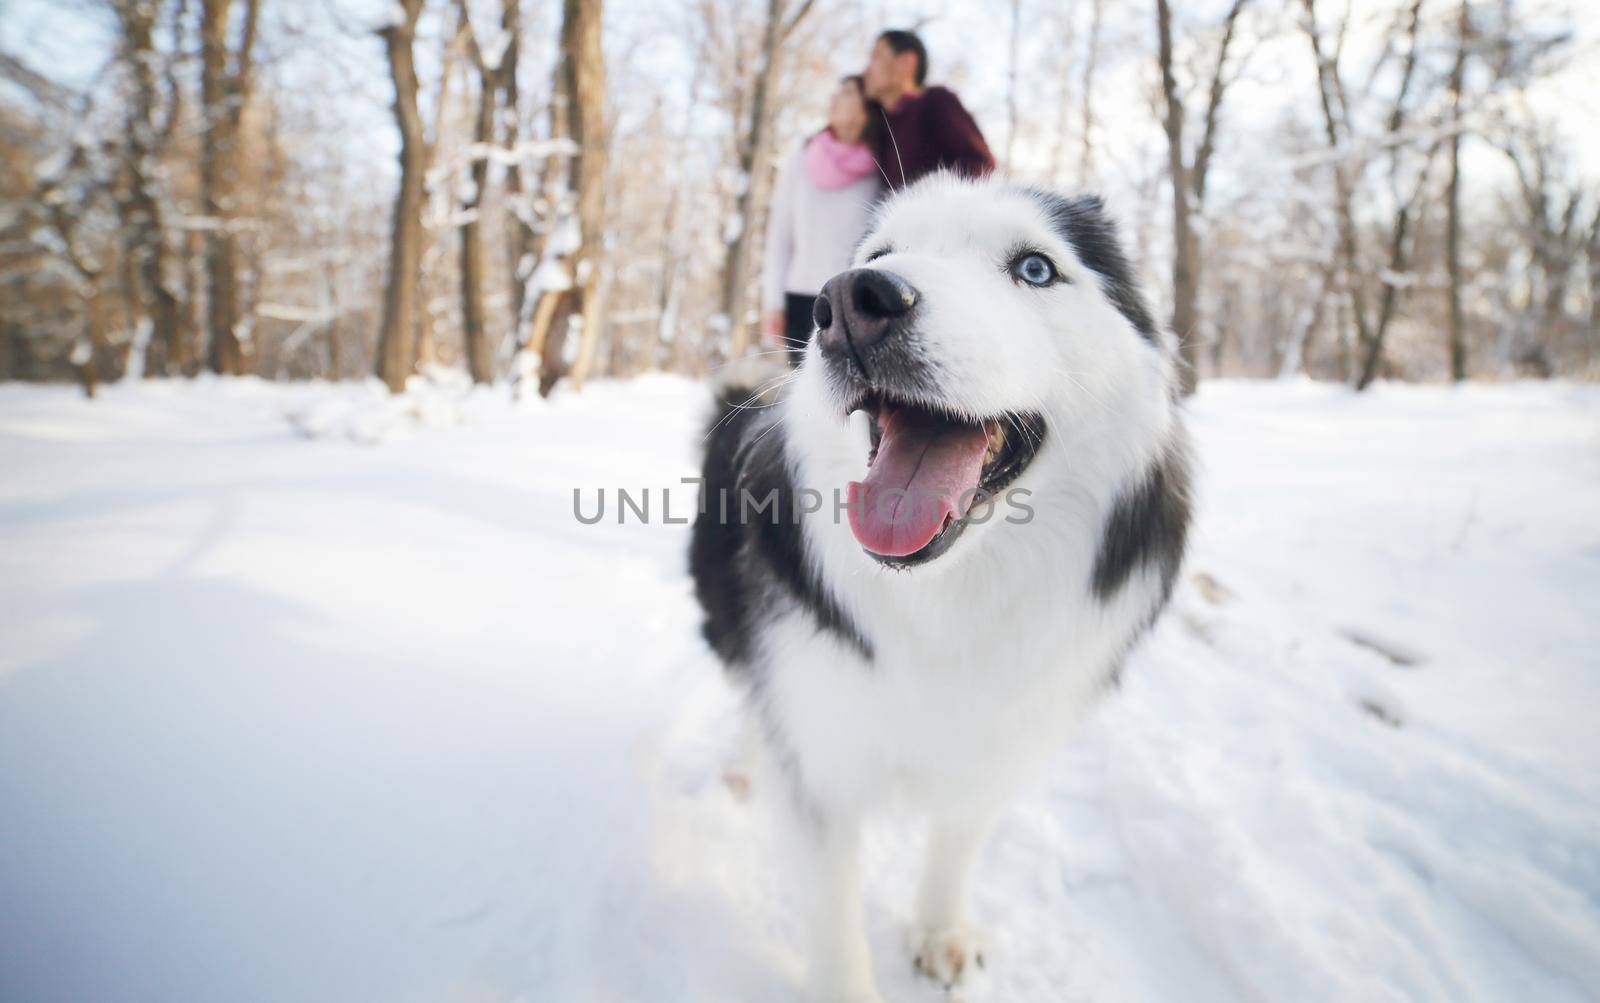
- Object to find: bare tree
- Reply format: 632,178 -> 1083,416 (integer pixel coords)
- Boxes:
1587,204 -> 1600,363
110,0 -> 183,378
375,0 -> 427,394
1046,5 -> 1079,183
1155,0 -> 1249,395
528,0 -> 607,397
653,51 -> 708,372
1501,119 -> 1589,376
200,0 -> 261,376
1277,258 -> 1337,379
1444,1 -> 1470,381
511,23 -> 573,390
499,0 -> 534,360
0,52 -> 133,393
32,143 -> 114,395
1300,0 -> 1367,382
717,0 -> 817,359
455,0 -> 517,384
411,20 -> 473,377
1079,0 -> 1104,187
1361,0 -> 1433,389
1301,0 -> 1433,390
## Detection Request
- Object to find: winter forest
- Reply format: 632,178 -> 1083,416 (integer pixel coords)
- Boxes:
2,0 -> 1596,394
3,3 -> 1600,1002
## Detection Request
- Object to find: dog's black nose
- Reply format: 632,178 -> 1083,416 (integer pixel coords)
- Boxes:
815,268 -> 918,359
850,268 -> 917,320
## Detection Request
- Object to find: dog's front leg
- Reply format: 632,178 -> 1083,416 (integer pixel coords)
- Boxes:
798,815 -> 882,1003
911,815 -> 992,989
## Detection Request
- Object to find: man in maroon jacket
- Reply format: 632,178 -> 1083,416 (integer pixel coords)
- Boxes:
862,29 -> 996,190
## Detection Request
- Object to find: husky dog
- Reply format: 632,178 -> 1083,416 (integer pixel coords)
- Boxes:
690,174 -> 1191,1001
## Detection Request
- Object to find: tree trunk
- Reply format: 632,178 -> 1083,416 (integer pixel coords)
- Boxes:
1155,0 -> 1199,395
1278,263 -> 1334,378
1301,0 -> 1377,386
181,228 -> 205,374
498,0 -> 533,359
200,0 -> 239,375
654,57 -> 705,371
457,0 -> 510,385
513,5 -> 573,394
1503,134 -> 1586,375
715,0 -> 816,359
1350,0 -> 1426,391
37,145 -> 111,391
1079,0 -> 1103,186
538,0 -> 607,397
375,0 -> 427,394
1445,2 -> 1470,382
200,0 -> 258,376
1359,187 -> 1424,389
1587,207 -> 1600,369
1537,203 -> 1576,354
1046,6 -> 1077,182
719,0 -> 785,359
1155,0 -> 1247,393
113,0 -> 181,378
459,87 -> 495,384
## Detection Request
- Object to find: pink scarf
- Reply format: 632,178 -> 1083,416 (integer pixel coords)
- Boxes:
803,129 -> 877,190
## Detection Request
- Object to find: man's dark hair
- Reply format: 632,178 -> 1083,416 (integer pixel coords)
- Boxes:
877,29 -> 927,86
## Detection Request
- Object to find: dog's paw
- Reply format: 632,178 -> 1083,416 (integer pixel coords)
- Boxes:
910,924 -> 988,990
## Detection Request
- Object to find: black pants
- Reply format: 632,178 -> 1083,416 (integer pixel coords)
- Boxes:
783,293 -> 816,367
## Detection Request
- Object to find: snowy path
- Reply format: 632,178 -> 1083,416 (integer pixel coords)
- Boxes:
1,376 -> 1597,1003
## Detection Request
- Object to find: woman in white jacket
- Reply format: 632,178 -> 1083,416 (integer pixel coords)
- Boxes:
761,76 -> 884,365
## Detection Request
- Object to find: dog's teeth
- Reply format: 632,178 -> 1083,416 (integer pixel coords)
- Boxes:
983,426 -> 1004,467
986,424 -> 1006,457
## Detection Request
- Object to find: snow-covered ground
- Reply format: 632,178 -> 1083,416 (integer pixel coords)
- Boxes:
1,374 -> 1597,1003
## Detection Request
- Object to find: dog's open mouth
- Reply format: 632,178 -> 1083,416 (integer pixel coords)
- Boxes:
844,390 -> 1045,567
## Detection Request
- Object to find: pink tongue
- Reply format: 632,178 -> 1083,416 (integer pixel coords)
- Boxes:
848,406 -> 989,557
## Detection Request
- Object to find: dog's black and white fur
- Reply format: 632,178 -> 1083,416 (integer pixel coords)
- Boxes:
690,174 -> 1191,1001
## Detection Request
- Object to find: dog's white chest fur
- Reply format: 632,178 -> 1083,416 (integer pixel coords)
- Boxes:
763,368 -> 1172,819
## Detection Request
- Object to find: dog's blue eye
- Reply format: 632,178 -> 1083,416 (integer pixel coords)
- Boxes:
1012,253 -> 1057,287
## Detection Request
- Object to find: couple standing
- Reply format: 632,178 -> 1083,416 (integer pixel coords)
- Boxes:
760,29 -> 995,363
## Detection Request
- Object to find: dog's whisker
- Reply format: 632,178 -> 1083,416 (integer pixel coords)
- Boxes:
879,106 -> 906,188
1048,366 -> 1122,420
741,409 -> 789,454
703,353 -> 792,375
869,153 -> 894,191
701,371 -> 800,442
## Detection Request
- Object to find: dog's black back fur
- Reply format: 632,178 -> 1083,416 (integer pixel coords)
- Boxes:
1092,437 -> 1192,606
689,387 -> 873,669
